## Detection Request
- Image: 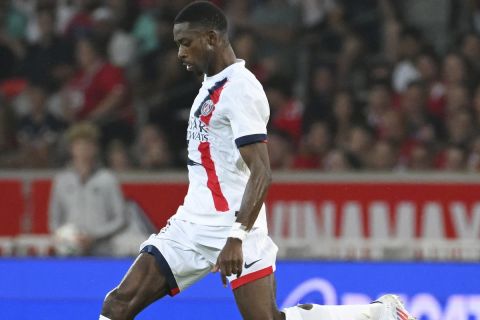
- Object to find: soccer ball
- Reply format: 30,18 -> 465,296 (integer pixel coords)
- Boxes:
53,224 -> 82,256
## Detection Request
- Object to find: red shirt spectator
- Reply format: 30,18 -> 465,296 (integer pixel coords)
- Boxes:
271,98 -> 304,142
62,35 -> 133,146
265,76 -> 304,143
69,61 -> 131,121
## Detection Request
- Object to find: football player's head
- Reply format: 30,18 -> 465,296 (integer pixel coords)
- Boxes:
173,1 -> 229,76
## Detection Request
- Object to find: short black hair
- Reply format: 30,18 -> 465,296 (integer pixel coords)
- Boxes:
174,1 -> 228,32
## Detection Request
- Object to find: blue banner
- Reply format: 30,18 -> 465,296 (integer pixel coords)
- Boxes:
0,259 -> 479,320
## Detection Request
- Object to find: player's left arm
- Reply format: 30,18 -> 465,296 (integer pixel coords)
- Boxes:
236,141 -> 272,229
213,141 -> 271,285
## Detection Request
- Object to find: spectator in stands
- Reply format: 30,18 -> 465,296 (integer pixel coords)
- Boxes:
267,130 -> 294,170
292,121 -> 331,169
132,0 -> 159,58
446,109 -> 474,147
467,135 -> 480,171
143,42 -> 198,165
21,6 -> 73,92
3,1 -> 480,173
133,124 -> 172,170
392,27 -> 423,93
364,82 -> 393,134
400,81 -> 443,147
472,83 -> 480,129
303,64 -> 335,131
49,122 -> 142,256
64,0 -> 98,39
91,6 -> 137,69
459,32 -> 480,78
61,34 -> 133,147
247,0 -> 300,70
0,0 -> 27,81
266,75 -> 304,143
345,125 -> 373,169
366,60 -> 392,87
442,52 -> 470,90
224,0 -> 253,37
289,0 -> 337,32
336,34 -> 364,87
380,109 -> 406,145
106,139 -> 132,173
232,30 -> 268,82
444,84 -> 471,118
0,94 -> 17,165
331,90 -> 357,147
368,140 -> 398,171
15,82 -> 66,168
323,148 -> 352,172
414,51 -> 445,120
133,5 -> 177,85
441,145 -> 467,171
407,143 -> 433,171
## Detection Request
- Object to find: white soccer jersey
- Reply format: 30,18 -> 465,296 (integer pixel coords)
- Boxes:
174,60 -> 269,229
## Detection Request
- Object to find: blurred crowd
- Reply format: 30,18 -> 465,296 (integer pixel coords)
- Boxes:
2,0 -> 480,172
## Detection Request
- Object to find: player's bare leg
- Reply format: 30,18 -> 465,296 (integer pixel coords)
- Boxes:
101,253 -> 169,320
233,274 -> 284,320
232,274 -> 377,320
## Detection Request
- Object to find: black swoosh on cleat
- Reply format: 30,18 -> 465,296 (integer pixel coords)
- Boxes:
244,259 -> 262,269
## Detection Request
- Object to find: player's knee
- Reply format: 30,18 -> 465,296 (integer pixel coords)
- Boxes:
102,287 -> 131,319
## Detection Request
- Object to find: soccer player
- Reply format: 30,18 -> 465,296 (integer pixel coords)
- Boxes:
100,2 -> 415,319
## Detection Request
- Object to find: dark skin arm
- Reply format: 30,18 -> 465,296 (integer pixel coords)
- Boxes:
212,142 -> 272,286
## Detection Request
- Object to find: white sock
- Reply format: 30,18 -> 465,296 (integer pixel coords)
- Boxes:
283,303 -> 385,320
99,315 -> 111,320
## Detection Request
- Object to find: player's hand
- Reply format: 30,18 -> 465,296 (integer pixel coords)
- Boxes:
212,237 -> 243,287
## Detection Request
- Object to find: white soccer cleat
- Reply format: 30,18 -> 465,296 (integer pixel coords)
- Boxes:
374,294 -> 415,320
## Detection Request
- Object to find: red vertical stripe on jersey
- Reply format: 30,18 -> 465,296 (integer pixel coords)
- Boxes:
198,142 -> 229,212
198,81 -> 229,212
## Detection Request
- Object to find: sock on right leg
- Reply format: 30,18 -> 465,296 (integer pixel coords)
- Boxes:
99,315 -> 111,320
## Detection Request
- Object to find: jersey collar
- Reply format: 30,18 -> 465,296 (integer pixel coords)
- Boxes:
203,59 -> 245,84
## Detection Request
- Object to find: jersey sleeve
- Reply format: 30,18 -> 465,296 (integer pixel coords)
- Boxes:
224,82 -> 270,148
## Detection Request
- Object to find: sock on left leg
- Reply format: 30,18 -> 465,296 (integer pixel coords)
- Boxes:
283,303 -> 385,320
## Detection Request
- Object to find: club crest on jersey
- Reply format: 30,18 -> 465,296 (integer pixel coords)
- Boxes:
200,100 -> 214,116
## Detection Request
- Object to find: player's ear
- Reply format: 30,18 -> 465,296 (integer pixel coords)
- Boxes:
206,30 -> 219,47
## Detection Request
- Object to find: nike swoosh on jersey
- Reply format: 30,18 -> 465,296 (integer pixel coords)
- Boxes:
244,259 -> 262,269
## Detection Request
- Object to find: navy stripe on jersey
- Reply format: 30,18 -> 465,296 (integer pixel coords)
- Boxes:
187,158 -> 202,166
194,77 -> 228,118
235,134 -> 267,148
140,245 -> 180,296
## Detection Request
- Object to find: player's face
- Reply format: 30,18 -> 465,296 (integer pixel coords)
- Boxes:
173,22 -> 213,76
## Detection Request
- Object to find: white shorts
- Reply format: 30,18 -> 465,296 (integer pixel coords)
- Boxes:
139,217 -> 278,296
